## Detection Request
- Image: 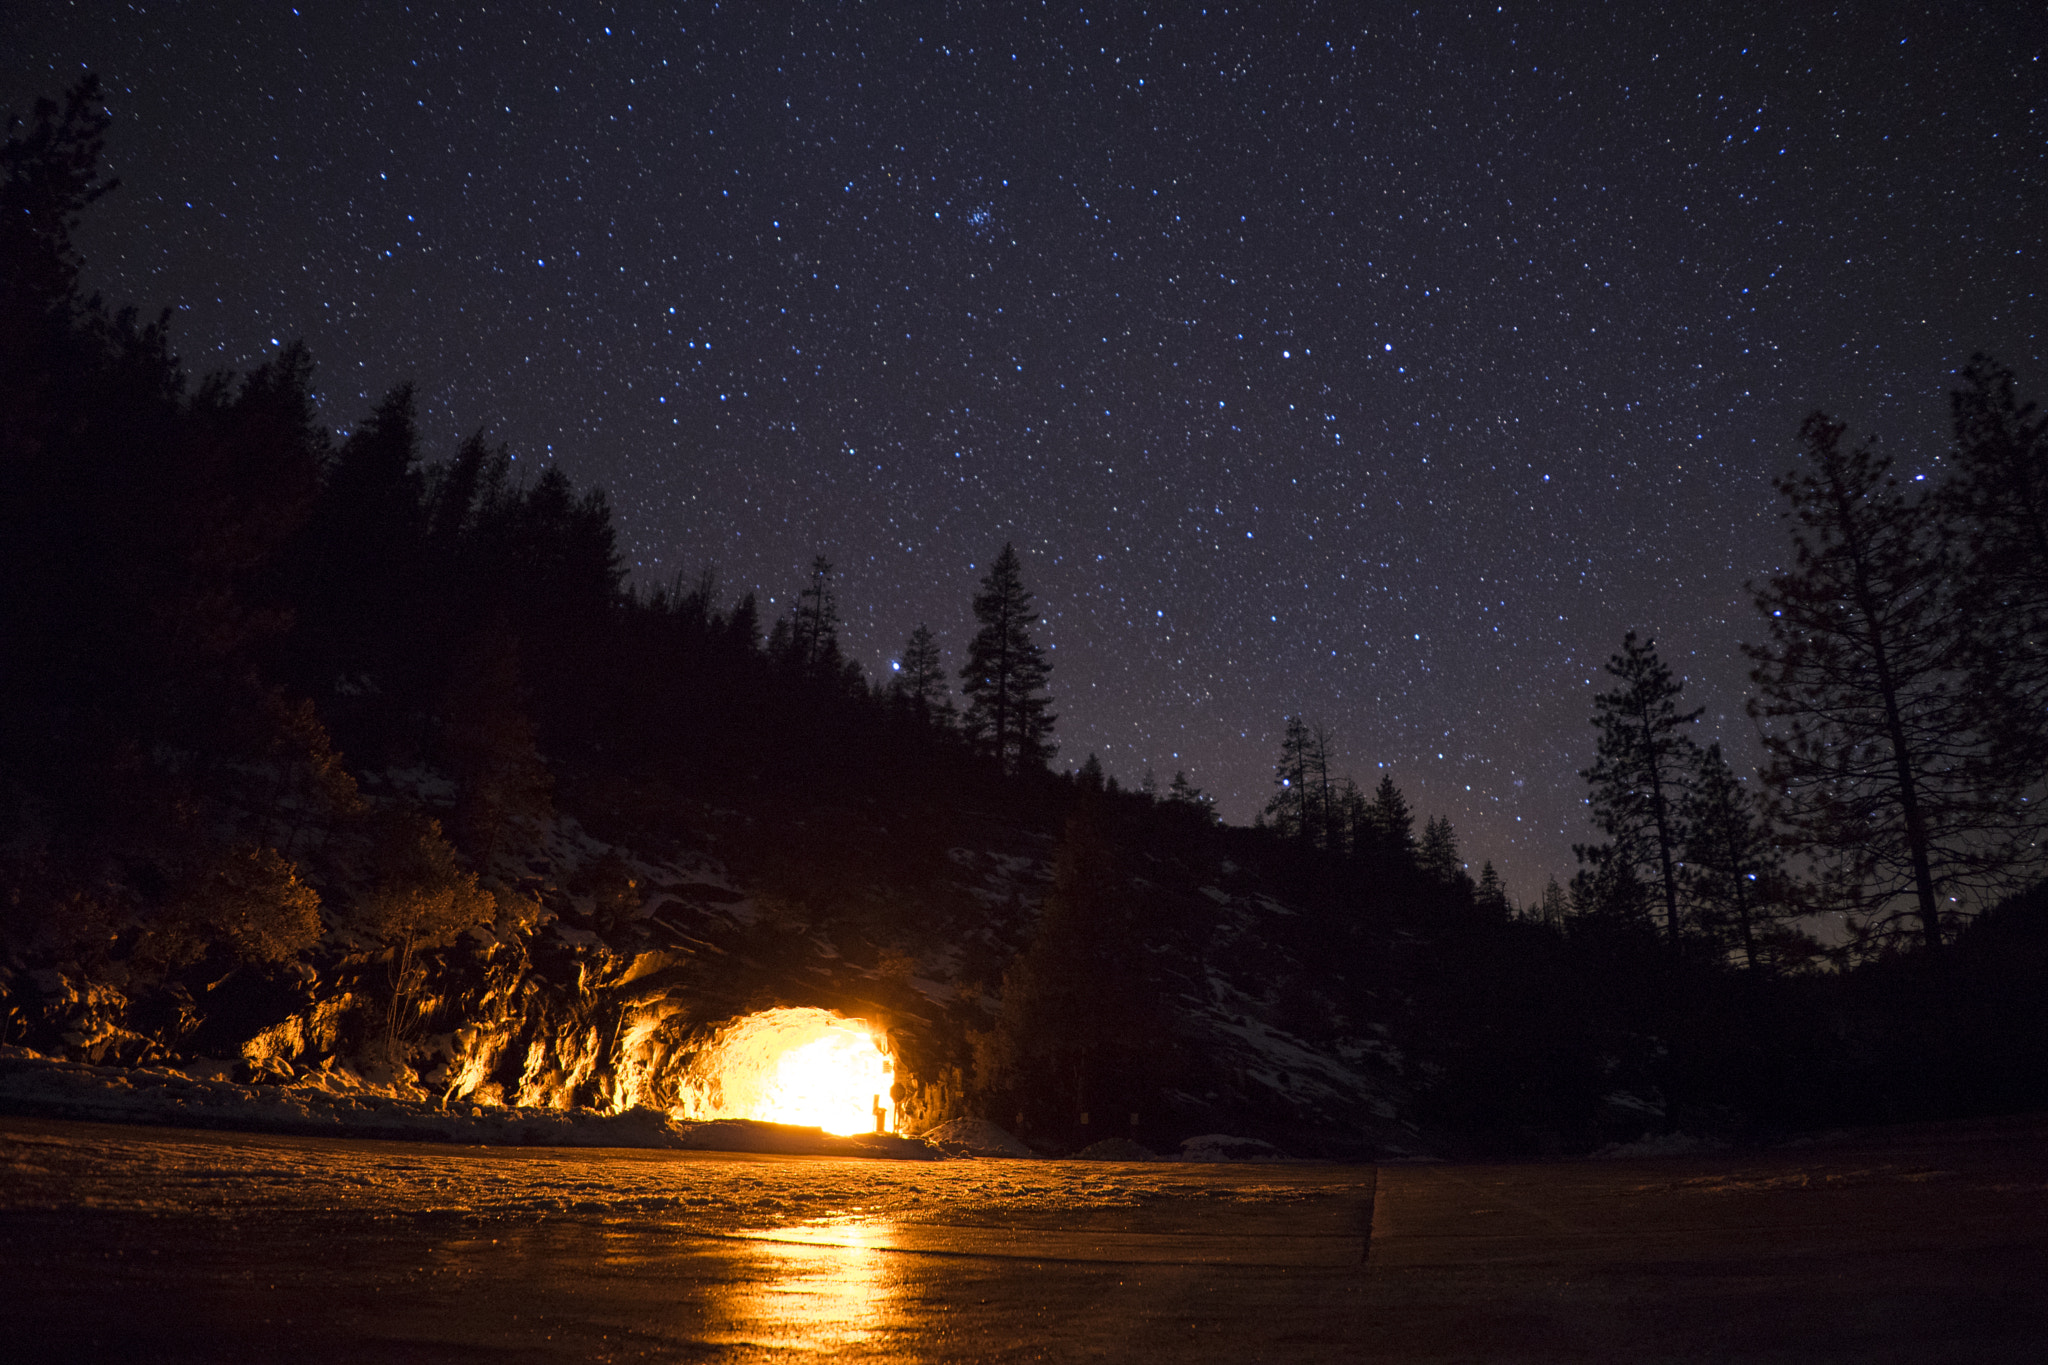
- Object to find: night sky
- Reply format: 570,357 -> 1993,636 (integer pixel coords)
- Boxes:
7,3 -> 2041,898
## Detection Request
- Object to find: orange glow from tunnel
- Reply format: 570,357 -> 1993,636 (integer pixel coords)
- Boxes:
677,1007 -> 896,1136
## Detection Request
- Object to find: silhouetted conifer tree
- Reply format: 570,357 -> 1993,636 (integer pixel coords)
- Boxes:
972,814 -> 1164,1139
423,430 -> 498,554
891,623 -> 953,726
1747,413 -> 2009,950
1418,815 -> 1463,886
441,624 -> 553,868
1309,724 -> 1336,848
0,73 -> 115,334
1577,632 -> 1700,944
1570,849 -> 1652,930
1333,776 -> 1366,856
1264,715 -> 1313,842
959,543 -> 1055,774
1682,742 -> 1786,970
781,555 -> 847,678
725,591 -> 762,652
1476,862 -> 1509,918
1943,357 -> 2048,801
297,384 -> 427,689
250,690 -> 363,858
1166,771 -> 1217,822
1363,774 -> 1417,873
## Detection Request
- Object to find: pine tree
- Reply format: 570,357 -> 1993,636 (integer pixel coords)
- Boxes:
1309,724 -> 1337,848
1362,773 -> 1417,874
1333,776 -> 1366,856
0,73 -> 116,329
462,462 -> 623,741
251,690 -> 363,857
1943,357 -> 2048,799
305,384 -> 427,626
1264,715 -> 1313,842
1570,849 -> 1652,929
959,543 -> 1056,774
440,623 -> 553,869
1746,413 -> 2007,951
1536,876 -> 1569,927
725,591 -> 761,652
356,811 -> 498,1063
1418,815 -> 1463,886
1682,742 -> 1784,971
1578,631 -> 1701,944
891,623 -> 953,727
166,844 -> 324,970
786,555 -> 844,674
972,815 -> 1164,1136
1475,862 -> 1509,918
1166,770 -> 1217,821
422,430 -> 497,553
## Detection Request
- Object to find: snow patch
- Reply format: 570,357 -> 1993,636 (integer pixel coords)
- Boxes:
1594,1131 -> 1731,1160
911,1117 -> 1036,1158
1179,1133 -> 1294,1162
1072,1137 -> 1161,1162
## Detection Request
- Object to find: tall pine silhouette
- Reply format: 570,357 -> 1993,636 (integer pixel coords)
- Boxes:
891,623 -> 954,727
1747,413 -> 2003,951
1682,742 -> 1785,970
1943,357 -> 2048,806
959,544 -> 1055,774
1362,773 -> 1417,876
1264,715 -> 1315,842
1578,632 -> 1700,944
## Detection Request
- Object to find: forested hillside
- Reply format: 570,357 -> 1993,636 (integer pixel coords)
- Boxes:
5,79 -> 2044,1156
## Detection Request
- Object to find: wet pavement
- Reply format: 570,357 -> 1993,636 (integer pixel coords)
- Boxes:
1365,1117 -> 2048,1362
3,1114 -> 2046,1361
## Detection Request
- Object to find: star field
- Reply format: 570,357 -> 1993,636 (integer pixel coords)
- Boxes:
7,2 -> 2041,898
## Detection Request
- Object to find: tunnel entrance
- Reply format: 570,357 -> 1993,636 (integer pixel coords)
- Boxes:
675,1007 -> 896,1136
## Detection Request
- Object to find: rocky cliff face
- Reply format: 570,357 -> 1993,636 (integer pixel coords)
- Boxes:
2,767 -> 1427,1158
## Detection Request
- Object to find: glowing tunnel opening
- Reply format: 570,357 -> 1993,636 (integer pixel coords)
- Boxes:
676,1007 -> 896,1136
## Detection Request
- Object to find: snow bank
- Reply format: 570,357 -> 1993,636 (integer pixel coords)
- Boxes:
1179,1133 -> 1294,1162
1072,1137 -> 1161,1162
0,1048 -> 937,1158
917,1117 -> 1036,1158
1594,1131 -> 1732,1160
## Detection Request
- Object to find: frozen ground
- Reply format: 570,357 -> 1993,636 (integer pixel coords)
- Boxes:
4,1114 -> 2047,1361
1,1115 -> 1379,1363
0,1117 -> 1368,1229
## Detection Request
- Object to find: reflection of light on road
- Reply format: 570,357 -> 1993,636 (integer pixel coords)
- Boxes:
718,1221 -> 896,1353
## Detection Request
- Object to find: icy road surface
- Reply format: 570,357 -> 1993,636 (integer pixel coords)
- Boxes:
7,1115 -> 2048,1361
0,1116 -> 1369,1228
1,1117 -> 1377,1362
